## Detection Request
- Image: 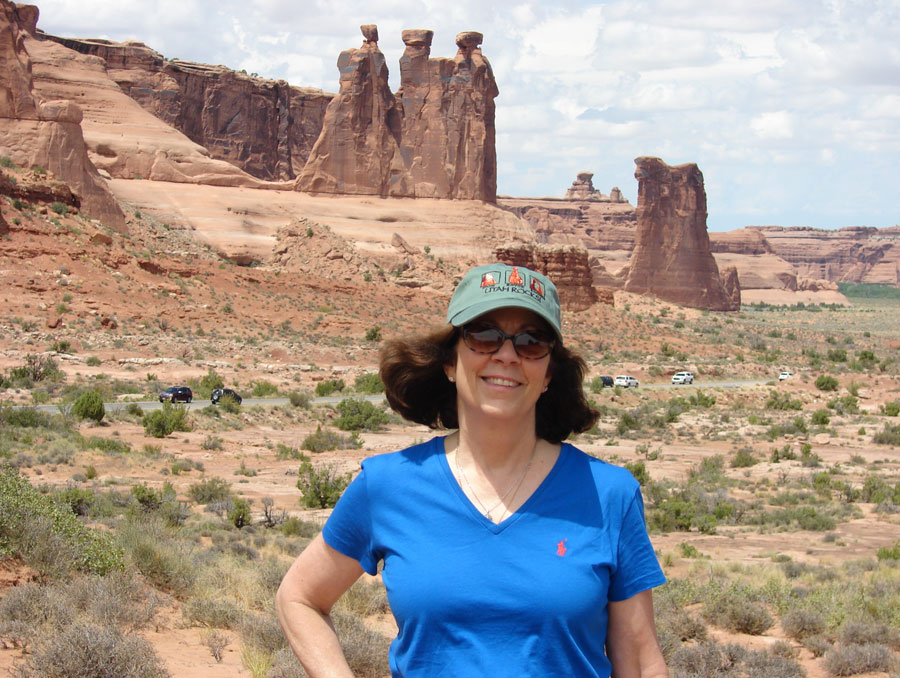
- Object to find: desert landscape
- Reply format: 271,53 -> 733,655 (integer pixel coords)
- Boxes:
2,1 -> 900,677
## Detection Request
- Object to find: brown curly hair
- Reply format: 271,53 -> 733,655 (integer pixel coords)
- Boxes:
379,324 -> 599,444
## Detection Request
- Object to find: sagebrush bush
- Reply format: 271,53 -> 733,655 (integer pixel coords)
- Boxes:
332,608 -> 391,678
72,389 -> 105,422
766,390 -> 803,410
182,595 -> 243,629
823,643 -> 894,676
873,423 -> 900,446
781,609 -> 826,639
11,622 -> 169,678
302,425 -> 361,452
288,390 -> 311,408
240,611 -> 289,653
117,518 -> 195,596
188,477 -> 232,503
839,620 -> 900,649
354,372 -> 384,394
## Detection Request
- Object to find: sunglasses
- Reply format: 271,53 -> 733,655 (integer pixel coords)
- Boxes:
461,323 -> 556,360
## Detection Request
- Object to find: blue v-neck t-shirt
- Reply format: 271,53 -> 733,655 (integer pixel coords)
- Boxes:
322,436 -> 665,678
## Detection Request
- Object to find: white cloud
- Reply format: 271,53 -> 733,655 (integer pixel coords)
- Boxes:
750,111 -> 795,140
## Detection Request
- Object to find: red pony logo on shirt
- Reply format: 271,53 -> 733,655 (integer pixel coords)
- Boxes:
556,539 -> 567,557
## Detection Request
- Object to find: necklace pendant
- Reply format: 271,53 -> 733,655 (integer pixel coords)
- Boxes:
484,510 -> 491,520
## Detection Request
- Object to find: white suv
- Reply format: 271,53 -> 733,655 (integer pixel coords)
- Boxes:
614,375 -> 639,388
778,371 -> 793,381
671,371 -> 694,385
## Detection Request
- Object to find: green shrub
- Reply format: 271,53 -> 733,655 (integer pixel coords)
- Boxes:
880,401 -> 900,417
0,155 -> 15,168
315,379 -> 345,397
251,380 -> 278,397
288,391 -> 311,408
811,409 -> 831,426
218,394 -> 241,414
280,516 -> 319,538
297,460 -> 352,509
703,594 -> 774,635
815,375 -> 839,391
827,394 -> 859,415
0,467 -> 123,575
117,518 -> 195,595
624,460 -> 650,485
354,372 -> 384,394
187,477 -> 232,504
228,497 -> 252,528
0,405 -> 50,429
142,402 -> 191,438
766,390 -> 803,410
873,424 -> 900,446
72,389 -> 105,423
50,201 -> 69,216
731,447 -> 758,468
876,540 -> 900,561
302,425 -> 361,452
365,326 -> 382,342
85,355 -> 102,367
334,398 -> 389,431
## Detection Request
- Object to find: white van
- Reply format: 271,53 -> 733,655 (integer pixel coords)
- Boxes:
614,375 -> 639,388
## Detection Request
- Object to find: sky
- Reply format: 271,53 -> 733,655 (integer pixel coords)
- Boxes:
33,0 -> 900,231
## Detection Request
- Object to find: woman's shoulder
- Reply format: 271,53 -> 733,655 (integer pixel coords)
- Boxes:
361,435 -> 446,475
560,443 -> 641,492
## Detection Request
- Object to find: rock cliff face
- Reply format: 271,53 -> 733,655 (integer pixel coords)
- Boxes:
493,242 -> 599,310
624,156 -> 738,311
44,34 -> 332,182
0,1 -> 125,230
746,226 -> 900,287
297,26 -> 498,201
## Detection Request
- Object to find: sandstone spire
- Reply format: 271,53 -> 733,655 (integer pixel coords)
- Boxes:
623,156 -> 739,311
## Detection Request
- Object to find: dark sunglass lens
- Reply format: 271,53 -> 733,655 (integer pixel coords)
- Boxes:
464,327 -> 505,353
514,332 -> 552,359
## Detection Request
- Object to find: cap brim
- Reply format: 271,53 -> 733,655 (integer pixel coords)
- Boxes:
448,297 -> 562,342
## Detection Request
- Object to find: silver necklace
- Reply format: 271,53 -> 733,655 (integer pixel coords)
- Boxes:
455,440 -> 537,521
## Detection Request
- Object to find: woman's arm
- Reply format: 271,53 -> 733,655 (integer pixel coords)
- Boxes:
606,589 -> 669,678
275,533 -> 366,678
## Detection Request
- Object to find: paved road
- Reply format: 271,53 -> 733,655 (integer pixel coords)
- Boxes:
18,381 -> 772,413
24,393 -> 388,414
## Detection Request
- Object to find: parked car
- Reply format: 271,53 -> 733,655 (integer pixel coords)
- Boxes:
614,375 -> 639,388
598,375 -> 614,388
778,371 -> 793,381
211,388 -> 242,405
671,371 -> 694,385
159,386 -> 193,403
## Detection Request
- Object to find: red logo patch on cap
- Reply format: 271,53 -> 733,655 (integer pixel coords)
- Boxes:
480,272 -> 497,288
508,267 -> 525,287
530,277 -> 544,298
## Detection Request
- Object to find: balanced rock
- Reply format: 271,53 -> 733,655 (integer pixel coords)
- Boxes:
565,172 -> 603,201
623,156 -> 738,311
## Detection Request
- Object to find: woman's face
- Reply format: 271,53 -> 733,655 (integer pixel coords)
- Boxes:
445,307 -> 553,429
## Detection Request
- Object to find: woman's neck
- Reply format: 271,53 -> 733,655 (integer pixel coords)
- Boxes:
452,413 -> 538,471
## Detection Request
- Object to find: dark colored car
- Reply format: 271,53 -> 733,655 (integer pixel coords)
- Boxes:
598,376 -> 614,388
159,386 -> 193,403
211,388 -> 242,405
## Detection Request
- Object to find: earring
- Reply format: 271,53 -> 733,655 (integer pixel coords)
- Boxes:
542,386 -> 548,392
448,376 -> 455,383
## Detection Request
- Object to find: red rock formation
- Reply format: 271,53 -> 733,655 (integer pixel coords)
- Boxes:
0,1 -> 125,230
563,172 -> 625,203
720,266 -> 741,308
748,226 -> 900,287
493,241 -> 597,311
297,26 -> 499,201
295,26 -> 403,196
709,228 -> 775,255
624,156 -> 738,311
42,34 -> 332,181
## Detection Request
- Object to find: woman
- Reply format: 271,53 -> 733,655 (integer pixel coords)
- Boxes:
276,263 -> 668,678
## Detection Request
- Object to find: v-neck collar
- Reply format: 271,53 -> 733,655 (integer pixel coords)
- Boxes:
437,436 -> 569,535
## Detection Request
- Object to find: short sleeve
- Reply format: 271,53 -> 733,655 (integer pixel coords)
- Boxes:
608,488 -> 666,602
321,464 -> 379,575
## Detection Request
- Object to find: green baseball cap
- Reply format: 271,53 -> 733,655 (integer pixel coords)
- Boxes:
447,263 -> 562,341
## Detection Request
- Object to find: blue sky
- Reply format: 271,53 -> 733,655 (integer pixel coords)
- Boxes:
34,0 -> 900,231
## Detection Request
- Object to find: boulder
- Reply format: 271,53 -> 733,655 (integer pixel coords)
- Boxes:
624,156 -> 738,311
493,241 -> 597,311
